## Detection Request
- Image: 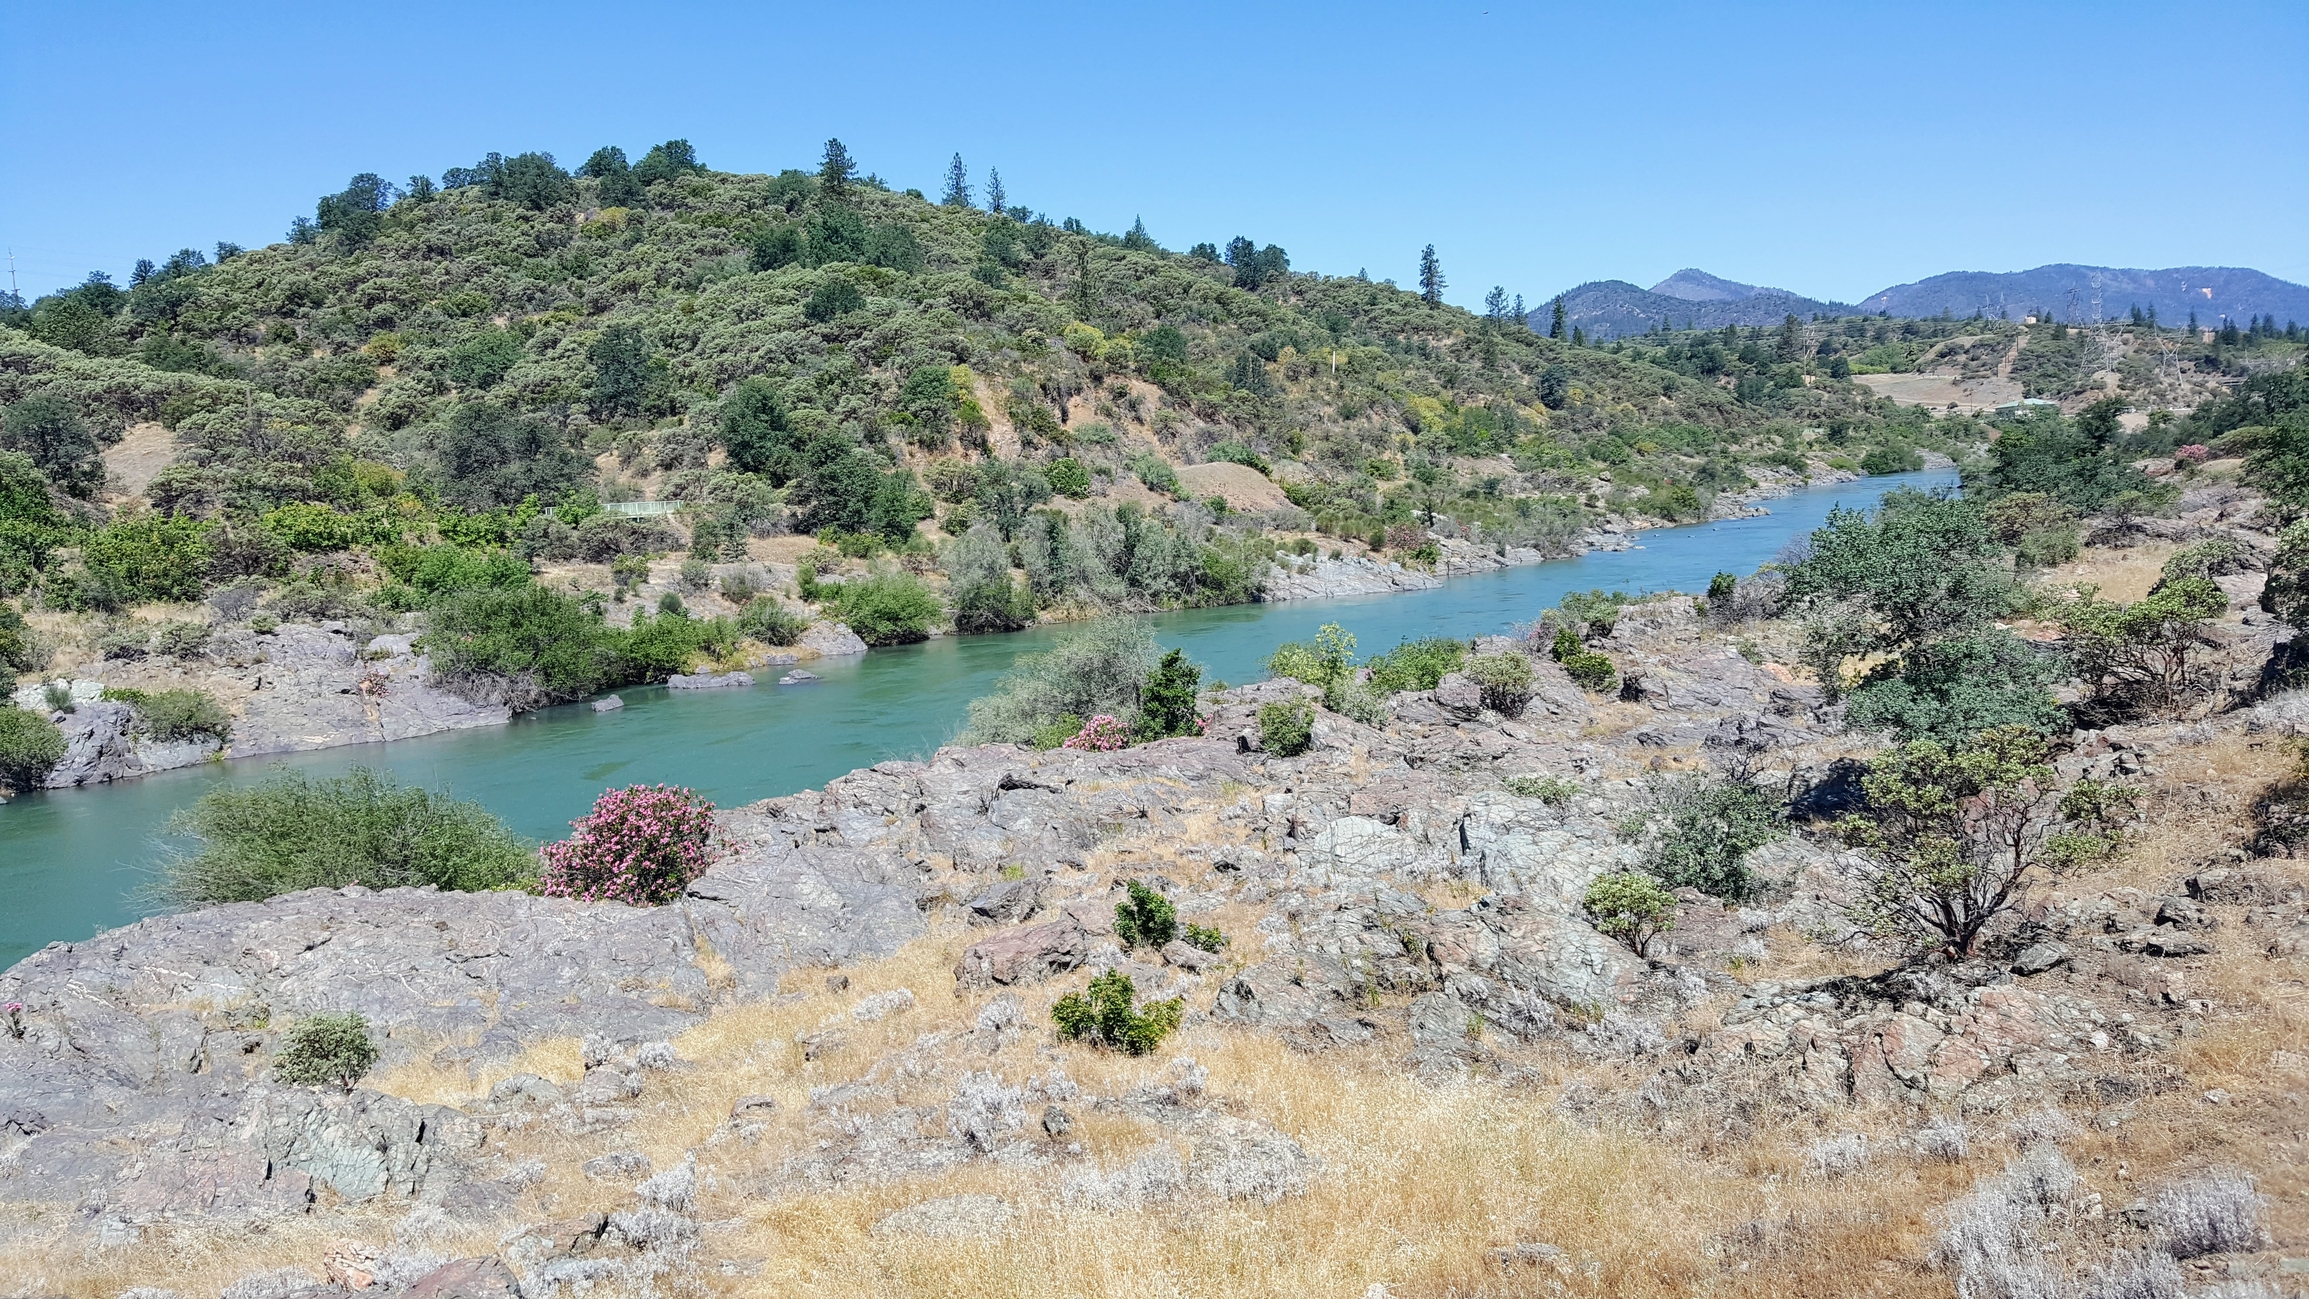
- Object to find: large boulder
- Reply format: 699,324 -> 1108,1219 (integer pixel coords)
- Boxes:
797,622 -> 869,657
954,917 -> 1088,988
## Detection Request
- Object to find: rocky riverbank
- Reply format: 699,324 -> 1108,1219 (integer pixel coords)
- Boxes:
7,524 -> 2304,1296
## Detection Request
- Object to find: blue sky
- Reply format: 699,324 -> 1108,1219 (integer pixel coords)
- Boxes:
4,1 -> 2304,307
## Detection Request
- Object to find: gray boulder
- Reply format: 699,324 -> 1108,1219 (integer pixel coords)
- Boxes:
798,622 -> 869,657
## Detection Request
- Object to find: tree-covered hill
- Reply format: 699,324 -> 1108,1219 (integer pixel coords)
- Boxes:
0,137 -> 1966,692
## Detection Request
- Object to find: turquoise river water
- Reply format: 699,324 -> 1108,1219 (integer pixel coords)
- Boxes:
0,469 -> 1955,967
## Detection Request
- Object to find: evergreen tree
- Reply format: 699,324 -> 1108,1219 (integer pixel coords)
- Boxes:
1571,326 -> 1586,347
1776,312 -> 1804,361
1122,217 -> 1157,252
2188,309 -> 2198,332
1418,245 -> 1444,306
1549,296 -> 1565,339
1484,286 -> 1510,320
942,153 -> 971,206
819,138 -> 855,196
1512,293 -> 1526,326
984,167 -> 1006,214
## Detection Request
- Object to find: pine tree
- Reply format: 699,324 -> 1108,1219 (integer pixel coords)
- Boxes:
941,153 -> 971,206
1512,293 -> 1526,326
1549,296 -> 1566,339
1417,246 -> 1444,306
820,139 -> 855,196
984,168 -> 1006,215
1571,326 -> 1586,347
2188,308 -> 2198,332
1484,286 -> 1509,320
1776,312 -> 1803,361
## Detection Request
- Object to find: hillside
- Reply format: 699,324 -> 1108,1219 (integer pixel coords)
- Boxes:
0,138 -> 1970,728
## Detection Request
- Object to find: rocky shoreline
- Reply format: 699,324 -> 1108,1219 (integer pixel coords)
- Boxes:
0,469 -> 1913,794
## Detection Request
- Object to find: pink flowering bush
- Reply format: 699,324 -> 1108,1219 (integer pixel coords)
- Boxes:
1062,713 -> 1131,751
539,784 -> 721,905
2176,444 -> 2210,465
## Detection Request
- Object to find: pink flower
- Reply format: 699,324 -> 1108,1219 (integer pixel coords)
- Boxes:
2176,444 -> 2210,465
539,784 -> 722,906
1062,714 -> 1131,752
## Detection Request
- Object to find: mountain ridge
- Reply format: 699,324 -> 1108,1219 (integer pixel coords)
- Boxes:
1535,262 -> 2309,338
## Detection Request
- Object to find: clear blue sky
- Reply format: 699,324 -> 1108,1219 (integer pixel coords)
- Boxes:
5,1 -> 2304,307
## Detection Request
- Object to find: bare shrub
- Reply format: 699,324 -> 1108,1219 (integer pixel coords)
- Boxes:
2150,1169 -> 2264,1259
946,1071 -> 1026,1153
2005,1105 -> 2080,1148
1804,1132 -> 1871,1178
1917,1115 -> 1971,1163
1932,1147 -> 2084,1299
2077,1249 -> 2182,1299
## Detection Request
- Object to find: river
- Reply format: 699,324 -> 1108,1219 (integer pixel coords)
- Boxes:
0,469 -> 1955,966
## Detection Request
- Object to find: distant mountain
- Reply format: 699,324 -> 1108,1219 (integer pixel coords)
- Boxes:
1538,263 -> 2309,339
1856,264 -> 2309,327
1528,276 -> 1846,340
1650,268 -> 1764,303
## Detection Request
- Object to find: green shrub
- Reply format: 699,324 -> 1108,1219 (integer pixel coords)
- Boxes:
1130,452 -> 1180,496
1504,774 -> 1578,805
736,596 -> 807,645
1465,651 -> 1535,716
1859,443 -> 1924,475
1267,623 -> 1357,692
424,585 -> 623,709
272,1012 -> 379,1090
376,543 -> 532,604
678,557 -> 712,591
825,565 -> 940,645
62,516 -> 213,609
1549,627 -> 1617,691
1029,713 -> 1082,750
1629,772 -> 1785,900
1133,648 -> 1203,741
159,767 -> 536,906
1183,923 -> 1228,954
1044,457 -> 1092,498
610,553 -> 649,591
1113,880 -> 1178,949
103,686 -> 230,743
1209,441 -> 1271,475
151,619 -> 212,658
1051,970 -> 1184,1055
1583,871 -> 1678,957
0,705 -> 66,790
0,603 -> 39,675
961,619 -> 1157,744
1258,698 -> 1314,756
1707,572 -> 1738,603
2013,525 -> 2082,568
1558,589 -> 1628,638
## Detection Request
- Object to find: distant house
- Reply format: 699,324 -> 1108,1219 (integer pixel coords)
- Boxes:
1991,398 -> 2062,420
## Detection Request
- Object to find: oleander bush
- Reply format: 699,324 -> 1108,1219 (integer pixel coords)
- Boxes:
538,783 -> 721,905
